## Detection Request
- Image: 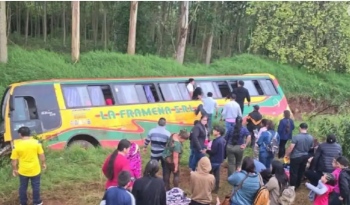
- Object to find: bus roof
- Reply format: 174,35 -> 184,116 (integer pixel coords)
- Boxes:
11,73 -> 276,87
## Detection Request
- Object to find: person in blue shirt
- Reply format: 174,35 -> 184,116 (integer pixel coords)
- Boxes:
277,110 -> 295,158
206,125 -> 226,194
101,171 -> 135,205
257,120 -> 280,170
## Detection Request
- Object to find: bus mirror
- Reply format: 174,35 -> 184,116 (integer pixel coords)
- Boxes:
9,95 -> 14,111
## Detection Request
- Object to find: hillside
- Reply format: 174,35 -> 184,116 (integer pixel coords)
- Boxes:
0,46 -> 349,107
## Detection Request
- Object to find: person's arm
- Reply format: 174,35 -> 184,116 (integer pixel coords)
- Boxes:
339,172 -> 349,200
207,139 -> 218,155
214,101 -> 218,117
144,131 -> 152,148
187,84 -> 194,98
173,142 -> 181,173
310,146 -> 321,171
291,120 -> 295,131
191,127 -> 202,152
277,119 -> 284,136
243,128 -> 251,148
221,104 -> 227,120
306,181 -> 328,195
37,143 -> 46,170
102,156 -> 109,177
10,149 -> 18,176
245,88 -> 251,106
228,172 -> 240,186
237,104 -> 242,117
285,137 -> 296,157
257,132 -> 265,147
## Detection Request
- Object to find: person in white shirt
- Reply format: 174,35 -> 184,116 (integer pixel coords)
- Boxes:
221,93 -> 242,133
187,78 -> 195,98
202,92 -> 218,133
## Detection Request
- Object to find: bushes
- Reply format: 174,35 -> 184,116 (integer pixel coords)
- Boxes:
0,46 -> 350,103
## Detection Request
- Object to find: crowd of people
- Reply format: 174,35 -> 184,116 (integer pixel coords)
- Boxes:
7,78 -> 350,205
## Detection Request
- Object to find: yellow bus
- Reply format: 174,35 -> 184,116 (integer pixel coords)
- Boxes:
0,74 -> 291,155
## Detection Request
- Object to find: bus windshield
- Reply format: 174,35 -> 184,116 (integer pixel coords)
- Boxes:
1,88 -> 11,121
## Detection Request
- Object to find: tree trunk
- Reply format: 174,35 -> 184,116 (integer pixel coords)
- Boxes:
16,2 -> 20,34
127,1 -> 138,55
62,2 -> 66,47
6,1 -> 11,37
43,1 -> 47,43
0,1 -> 8,63
205,32 -> 213,65
51,13 -> 54,38
103,9 -> 107,50
175,1 -> 189,64
92,2 -> 99,47
71,1 -> 80,63
25,7 -> 29,44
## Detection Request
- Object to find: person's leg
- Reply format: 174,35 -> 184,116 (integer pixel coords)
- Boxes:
250,130 -> 256,149
163,162 -> 171,191
226,144 -> 236,177
191,151 -> 205,171
173,167 -> 180,188
225,121 -> 231,135
266,153 -> 274,170
233,145 -> 244,171
210,163 -> 220,194
31,174 -> 42,205
289,157 -> 301,188
259,152 -> 268,168
278,139 -> 287,158
19,175 -> 30,205
296,155 -> 309,188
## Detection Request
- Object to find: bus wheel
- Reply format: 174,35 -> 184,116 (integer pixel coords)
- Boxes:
68,140 -> 94,149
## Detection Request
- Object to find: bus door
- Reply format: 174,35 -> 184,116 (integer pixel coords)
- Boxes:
10,85 -> 61,140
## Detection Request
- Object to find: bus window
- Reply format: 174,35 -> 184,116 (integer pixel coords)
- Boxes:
159,83 -> 184,101
252,80 -> 264,95
215,81 -> 231,98
12,96 -> 38,121
138,84 -> 159,103
229,80 -> 238,90
197,82 -> 222,98
62,86 -> 92,108
243,80 -> 260,96
259,79 -> 278,95
178,83 -> 191,100
114,85 -> 143,104
87,86 -> 108,106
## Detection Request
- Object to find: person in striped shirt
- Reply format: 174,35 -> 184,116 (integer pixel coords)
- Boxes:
143,118 -> 171,178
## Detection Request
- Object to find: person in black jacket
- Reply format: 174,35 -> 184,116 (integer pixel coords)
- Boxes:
132,159 -> 166,205
305,134 -> 342,186
246,105 -> 262,148
338,157 -> 350,205
189,115 -> 208,171
232,80 -> 251,114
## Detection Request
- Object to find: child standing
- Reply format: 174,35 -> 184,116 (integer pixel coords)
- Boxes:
337,156 -> 350,204
206,125 -> 225,194
328,157 -> 348,205
126,142 -> 142,187
306,173 -> 335,205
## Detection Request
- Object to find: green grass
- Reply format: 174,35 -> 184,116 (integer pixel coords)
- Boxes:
0,46 -> 349,105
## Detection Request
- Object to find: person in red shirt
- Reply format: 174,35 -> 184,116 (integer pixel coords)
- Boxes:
102,139 -> 132,189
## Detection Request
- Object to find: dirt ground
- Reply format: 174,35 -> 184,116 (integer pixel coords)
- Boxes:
3,164 -> 312,205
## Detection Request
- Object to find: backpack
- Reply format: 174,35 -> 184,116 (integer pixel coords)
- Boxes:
253,174 -> 270,205
278,184 -> 296,205
264,131 -> 279,155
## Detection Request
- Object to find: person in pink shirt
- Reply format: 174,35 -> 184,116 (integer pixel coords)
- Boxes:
102,139 -> 131,189
126,142 -> 142,187
329,156 -> 349,205
306,173 -> 336,205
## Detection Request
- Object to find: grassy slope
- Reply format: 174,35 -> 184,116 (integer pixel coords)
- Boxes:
0,46 -> 349,103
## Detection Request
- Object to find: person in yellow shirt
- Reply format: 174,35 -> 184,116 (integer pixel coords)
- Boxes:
11,126 -> 46,205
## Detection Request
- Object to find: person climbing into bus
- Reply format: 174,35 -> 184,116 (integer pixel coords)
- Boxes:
232,80 -> 251,114
246,105 -> 262,149
201,92 -> 218,134
221,93 -> 242,133
187,78 -> 195,99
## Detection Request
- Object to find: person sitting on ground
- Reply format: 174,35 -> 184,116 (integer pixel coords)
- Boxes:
306,173 -> 336,205
306,134 -> 342,186
228,156 -> 260,205
190,157 -> 215,205
254,159 -> 267,173
101,171 -> 135,205
162,130 -> 190,190
277,110 -> 295,159
257,120 -> 280,169
265,160 -> 290,205
132,160 -> 166,205
206,125 -> 225,194
102,139 -> 131,189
